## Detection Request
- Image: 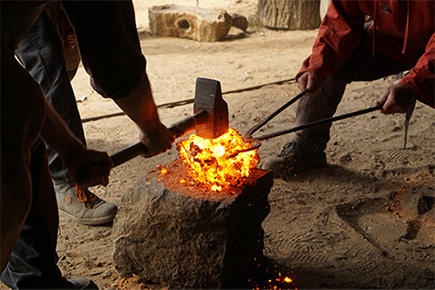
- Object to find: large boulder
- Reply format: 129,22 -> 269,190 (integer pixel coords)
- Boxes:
113,160 -> 273,288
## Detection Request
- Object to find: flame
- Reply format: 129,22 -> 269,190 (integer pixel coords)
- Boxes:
177,128 -> 259,191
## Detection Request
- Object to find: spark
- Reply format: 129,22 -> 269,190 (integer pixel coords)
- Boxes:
284,277 -> 293,283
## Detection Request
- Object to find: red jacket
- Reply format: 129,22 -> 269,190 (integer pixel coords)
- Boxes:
297,0 -> 434,107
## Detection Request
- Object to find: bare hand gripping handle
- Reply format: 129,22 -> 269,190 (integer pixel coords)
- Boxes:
110,110 -> 208,167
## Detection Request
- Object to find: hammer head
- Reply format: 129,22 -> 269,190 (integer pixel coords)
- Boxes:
194,78 -> 229,139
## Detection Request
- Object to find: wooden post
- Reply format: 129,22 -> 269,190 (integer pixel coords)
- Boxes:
257,0 -> 321,30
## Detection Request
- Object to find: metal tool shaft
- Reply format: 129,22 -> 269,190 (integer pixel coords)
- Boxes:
244,89 -> 308,139
233,105 -> 382,157
255,105 -> 382,141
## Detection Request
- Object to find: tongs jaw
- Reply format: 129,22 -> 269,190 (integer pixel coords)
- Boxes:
233,89 -> 308,157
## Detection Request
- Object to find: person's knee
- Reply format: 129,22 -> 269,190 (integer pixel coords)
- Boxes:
324,69 -> 352,88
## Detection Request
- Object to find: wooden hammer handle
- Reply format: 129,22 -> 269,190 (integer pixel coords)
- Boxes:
110,110 -> 207,167
109,125 -> 180,167
75,111 -> 208,185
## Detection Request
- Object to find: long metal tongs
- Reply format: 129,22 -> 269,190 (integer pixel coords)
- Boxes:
237,89 -> 382,155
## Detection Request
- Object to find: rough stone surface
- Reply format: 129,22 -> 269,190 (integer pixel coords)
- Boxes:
148,4 -> 232,42
112,160 -> 273,289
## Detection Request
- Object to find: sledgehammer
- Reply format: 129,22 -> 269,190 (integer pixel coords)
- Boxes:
86,78 -> 229,173
108,78 -> 229,167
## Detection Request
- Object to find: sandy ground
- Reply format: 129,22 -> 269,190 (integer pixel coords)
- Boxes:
3,0 -> 434,289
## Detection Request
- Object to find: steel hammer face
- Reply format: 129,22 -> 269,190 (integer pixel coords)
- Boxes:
194,78 -> 229,139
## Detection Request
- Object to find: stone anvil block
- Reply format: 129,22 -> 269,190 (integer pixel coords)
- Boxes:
112,160 -> 273,288
148,4 -> 233,42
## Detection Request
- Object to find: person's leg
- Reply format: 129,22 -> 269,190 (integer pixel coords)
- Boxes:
263,45 -> 413,178
1,7 -> 98,288
294,46 -> 413,152
16,11 -> 86,181
1,140 -> 98,289
1,140 -> 63,288
0,3 -> 47,272
15,12 -> 117,225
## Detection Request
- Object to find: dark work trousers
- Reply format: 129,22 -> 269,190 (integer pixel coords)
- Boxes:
1,139 -> 63,289
15,11 -> 86,185
294,43 -> 418,152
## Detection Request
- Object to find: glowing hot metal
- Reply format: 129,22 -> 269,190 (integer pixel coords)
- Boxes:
177,128 -> 259,192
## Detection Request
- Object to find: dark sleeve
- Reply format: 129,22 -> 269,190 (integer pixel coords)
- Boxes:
61,0 -> 145,100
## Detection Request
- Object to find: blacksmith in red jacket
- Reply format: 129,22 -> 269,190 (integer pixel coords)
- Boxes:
263,0 -> 434,178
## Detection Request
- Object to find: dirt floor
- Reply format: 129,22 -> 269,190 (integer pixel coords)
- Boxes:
3,0 -> 434,289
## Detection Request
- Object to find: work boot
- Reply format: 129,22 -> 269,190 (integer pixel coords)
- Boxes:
55,182 -> 117,225
59,277 -> 99,289
262,140 -> 327,179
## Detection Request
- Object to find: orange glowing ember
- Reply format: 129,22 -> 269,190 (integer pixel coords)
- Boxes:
177,128 -> 259,191
283,277 -> 293,283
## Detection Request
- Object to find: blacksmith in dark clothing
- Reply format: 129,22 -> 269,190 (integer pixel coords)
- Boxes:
1,1 -> 174,288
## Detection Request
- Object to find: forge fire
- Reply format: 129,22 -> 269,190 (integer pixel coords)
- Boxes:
175,128 -> 259,192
